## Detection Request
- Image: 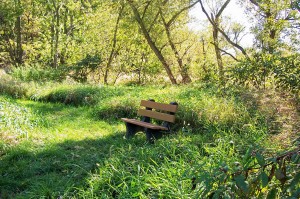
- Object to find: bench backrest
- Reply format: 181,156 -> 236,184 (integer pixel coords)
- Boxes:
138,100 -> 178,123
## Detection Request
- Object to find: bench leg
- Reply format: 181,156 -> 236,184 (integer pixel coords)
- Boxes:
145,129 -> 163,143
125,122 -> 143,139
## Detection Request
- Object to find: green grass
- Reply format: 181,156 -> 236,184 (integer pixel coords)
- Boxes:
0,83 -> 299,198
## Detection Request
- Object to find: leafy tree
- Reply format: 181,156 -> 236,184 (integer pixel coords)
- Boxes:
0,0 -> 24,66
198,0 -> 230,85
246,0 -> 300,53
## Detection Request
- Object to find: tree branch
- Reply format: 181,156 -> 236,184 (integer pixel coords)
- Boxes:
216,0 -> 231,18
210,42 -> 239,61
166,1 -> 198,27
198,0 -> 249,59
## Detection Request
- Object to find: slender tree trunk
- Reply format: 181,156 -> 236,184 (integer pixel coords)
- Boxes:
104,5 -> 124,85
212,19 -> 224,84
160,11 -> 191,84
51,18 -> 55,66
127,1 -> 177,85
15,0 -> 23,65
201,37 -> 208,73
198,0 -> 231,84
53,6 -> 60,69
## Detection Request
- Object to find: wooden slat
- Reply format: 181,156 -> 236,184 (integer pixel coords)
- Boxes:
138,109 -> 176,123
140,100 -> 178,113
121,118 -> 168,130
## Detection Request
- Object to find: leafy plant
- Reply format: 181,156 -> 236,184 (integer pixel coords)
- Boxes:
274,54 -> 300,92
11,65 -> 67,82
230,53 -> 300,92
190,147 -> 300,198
68,54 -> 102,83
0,75 -> 27,98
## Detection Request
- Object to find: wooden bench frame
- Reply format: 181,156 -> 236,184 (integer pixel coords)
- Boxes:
121,99 -> 178,142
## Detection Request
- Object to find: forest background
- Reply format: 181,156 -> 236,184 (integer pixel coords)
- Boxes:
0,0 -> 299,88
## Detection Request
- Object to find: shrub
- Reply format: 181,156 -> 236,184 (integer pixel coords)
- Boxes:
274,54 -> 300,92
230,53 -> 300,92
0,75 -> 27,98
11,65 -> 67,82
68,54 -> 102,83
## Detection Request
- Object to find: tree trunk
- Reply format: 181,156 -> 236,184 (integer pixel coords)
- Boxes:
104,5 -> 124,85
160,10 -> 191,84
128,1 -> 177,85
212,20 -> 224,84
53,6 -> 60,69
201,37 -> 208,73
15,0 -> 23,66
51,19 -> 55,66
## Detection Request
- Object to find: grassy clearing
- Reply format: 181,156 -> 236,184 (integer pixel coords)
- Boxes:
0,82 -> 299,198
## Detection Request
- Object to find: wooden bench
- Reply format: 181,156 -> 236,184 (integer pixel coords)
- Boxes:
121,99 -> 178,142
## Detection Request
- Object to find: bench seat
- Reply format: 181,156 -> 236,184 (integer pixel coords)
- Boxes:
121,118 -> 168,130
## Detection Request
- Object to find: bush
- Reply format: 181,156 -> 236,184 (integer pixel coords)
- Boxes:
68,54 -> 102,83
11,65 -> 67,82
230,53 -> 300,92
0,75 -> 27,98
274,54 -> 300,92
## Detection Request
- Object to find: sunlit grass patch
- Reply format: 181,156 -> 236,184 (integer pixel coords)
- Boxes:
0,83 -> 298,198
0,97 -> 45,151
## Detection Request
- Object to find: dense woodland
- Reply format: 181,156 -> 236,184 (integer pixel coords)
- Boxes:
0,0 -> 300,198
0,0 -> 299,88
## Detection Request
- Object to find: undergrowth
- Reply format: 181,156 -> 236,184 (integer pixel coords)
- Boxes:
0,81 -> 299,198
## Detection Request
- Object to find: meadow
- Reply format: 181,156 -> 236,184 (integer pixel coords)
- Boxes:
0,77 -> 299,198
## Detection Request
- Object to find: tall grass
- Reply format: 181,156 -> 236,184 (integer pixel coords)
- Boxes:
0,81 -> 298,198
0,75 -> 27,98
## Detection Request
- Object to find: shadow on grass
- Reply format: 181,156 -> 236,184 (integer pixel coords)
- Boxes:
0,131 -> 150,198
21,101 -> 92,129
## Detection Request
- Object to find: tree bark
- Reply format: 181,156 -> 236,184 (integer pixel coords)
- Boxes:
212,18 -> 224,84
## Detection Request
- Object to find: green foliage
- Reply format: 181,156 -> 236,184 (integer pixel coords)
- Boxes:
190,148 -> 300,198
0,96 -> 44,143
274,54 -> 300,92
230,53 -> 274,88
93,97 -> 139,121
29,83 -> 127,106
69,54 -> 102,83
11,65 -> 67,82
0,83 -> 298,198
0,75 -> 27,98
231,53 -> 300,92
39,85 -> 103,106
